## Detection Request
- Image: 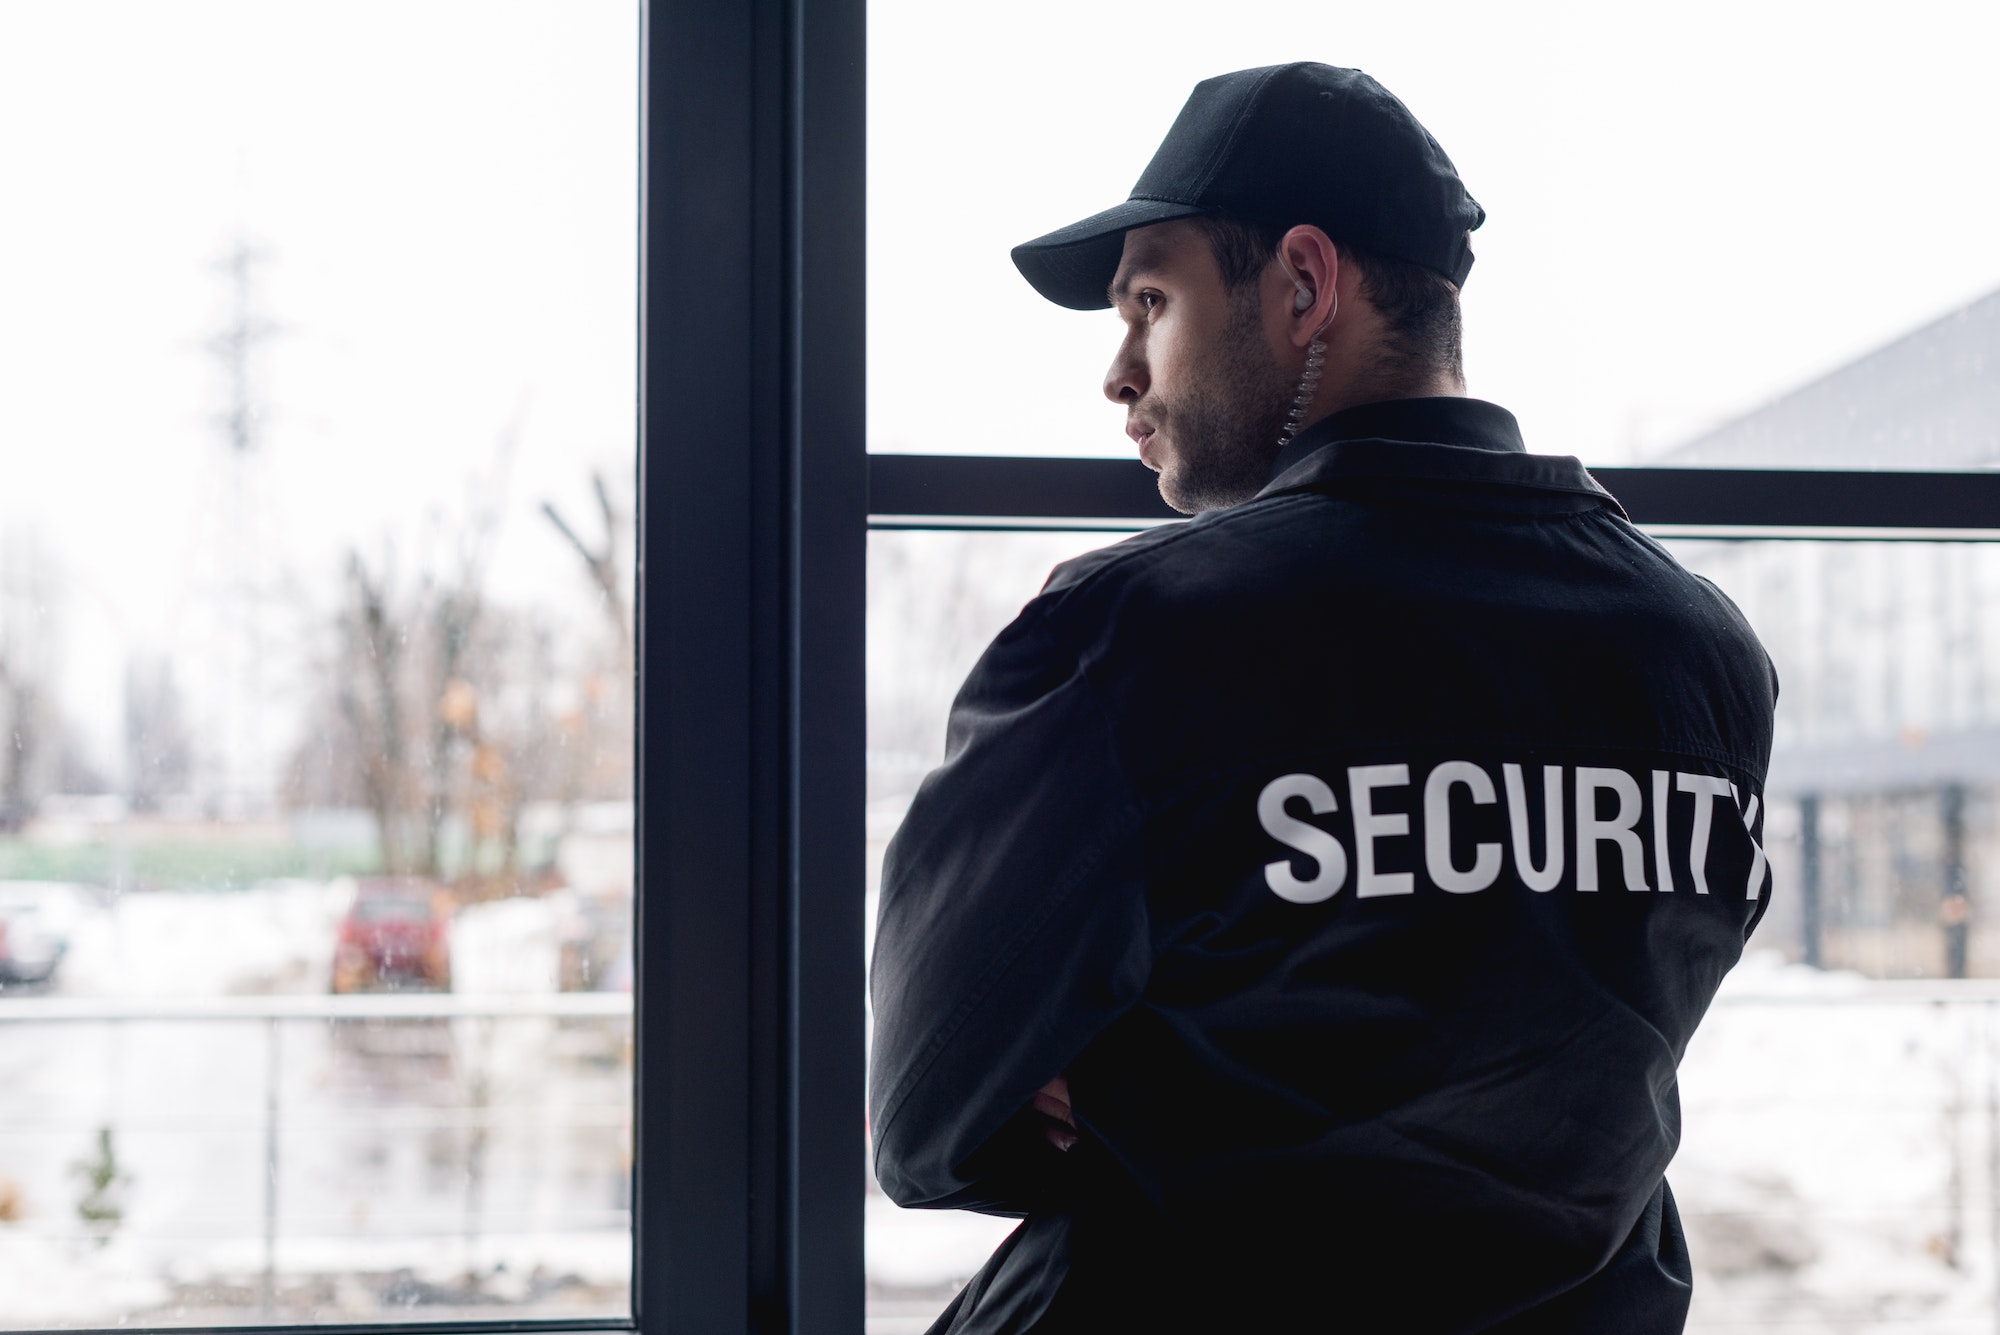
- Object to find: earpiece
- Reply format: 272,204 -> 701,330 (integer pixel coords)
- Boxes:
1279,254 -> 1316,314
1275,253 -> 1338,452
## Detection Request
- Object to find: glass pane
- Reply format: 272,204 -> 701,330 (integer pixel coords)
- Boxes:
0,4 -> 636,1326
869,530 -> 2000,1327
869,0 -> 2000,469
1677,988 -> 1990,1331
1667,539 -> 2000,981
865,531 -> 1106,1330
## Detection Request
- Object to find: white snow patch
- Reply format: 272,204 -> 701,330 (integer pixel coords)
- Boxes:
56,879 -> 349,998
451,894 -> 566,996
0,1230 -> 168,1323
1678,952 -> 2000,1330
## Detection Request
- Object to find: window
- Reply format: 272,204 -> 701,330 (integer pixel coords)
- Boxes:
0,5 -> 644,1327
0,3 -> 869,1332
864,3 -> 2000,1330
10,0 -> 1999,1330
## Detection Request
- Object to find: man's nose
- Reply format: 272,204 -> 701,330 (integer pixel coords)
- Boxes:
1103,340 -> 1147,406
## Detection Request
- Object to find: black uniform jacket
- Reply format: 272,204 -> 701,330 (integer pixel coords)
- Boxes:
869,398 -> 1778,1334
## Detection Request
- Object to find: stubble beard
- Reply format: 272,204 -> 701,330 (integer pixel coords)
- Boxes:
1149,294 -> 1295,515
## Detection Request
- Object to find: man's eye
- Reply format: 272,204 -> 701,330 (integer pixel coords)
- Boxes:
1140,292 -> 1161,313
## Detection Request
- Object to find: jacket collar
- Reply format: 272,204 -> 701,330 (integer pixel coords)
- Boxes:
1257,396 -> 1626,518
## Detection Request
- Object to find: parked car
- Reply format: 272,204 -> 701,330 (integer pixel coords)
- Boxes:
0,884 -> 72,987
331,877 -> 451,993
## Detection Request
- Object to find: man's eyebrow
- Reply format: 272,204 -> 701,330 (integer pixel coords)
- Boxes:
1108,260 -> 1165,304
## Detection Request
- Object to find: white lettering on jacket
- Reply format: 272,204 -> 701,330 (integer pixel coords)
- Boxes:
1652,770 -> 1675,893
1349,764 -> 1415,898
1502,763 -> 1564,893
1424,761 -> 1502,893
1576,767 -> 1650,893
1257,773 -> 1347,904
1741,792 -> 1769,900
1676,773 -> 1733,896
1258,762 -> 1761,906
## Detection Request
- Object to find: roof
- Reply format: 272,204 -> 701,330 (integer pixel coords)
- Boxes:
1664,288 -> 2000,469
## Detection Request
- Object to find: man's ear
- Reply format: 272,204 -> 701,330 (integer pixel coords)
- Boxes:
1277,225 -> 1340,349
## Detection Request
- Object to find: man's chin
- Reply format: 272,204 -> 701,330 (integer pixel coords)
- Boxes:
1158,457 -> 1264,516
1142,440 -> 1198,515
1149,422 -> 1281,514
1156,469 -> 1213,516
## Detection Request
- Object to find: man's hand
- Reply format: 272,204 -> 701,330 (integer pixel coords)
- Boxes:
1029,1075 -> 1078,1151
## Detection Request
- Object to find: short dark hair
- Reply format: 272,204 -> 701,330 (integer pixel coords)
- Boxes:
1188,214 -> 1464,387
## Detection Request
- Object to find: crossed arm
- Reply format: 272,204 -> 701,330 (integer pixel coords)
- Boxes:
866,591 -> 1149,1210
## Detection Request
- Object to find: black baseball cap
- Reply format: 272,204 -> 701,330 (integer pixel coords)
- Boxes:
1012,63 -> 1485,311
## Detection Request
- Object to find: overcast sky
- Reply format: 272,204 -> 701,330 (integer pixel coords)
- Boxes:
0,2 -> 637,782
870,0 -> 2000,463
4,0 -> 1998,784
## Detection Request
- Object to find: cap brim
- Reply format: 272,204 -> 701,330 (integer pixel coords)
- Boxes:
1010,197 -> 1209,311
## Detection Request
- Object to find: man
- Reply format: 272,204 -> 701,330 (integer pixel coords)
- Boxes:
870,63 -> 1776,1333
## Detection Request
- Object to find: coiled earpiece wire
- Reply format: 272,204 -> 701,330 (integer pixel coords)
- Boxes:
1277,257 -> 1337,450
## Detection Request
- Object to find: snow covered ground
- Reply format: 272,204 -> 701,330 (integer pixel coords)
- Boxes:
8,880 -> 2000,1332
0,880 -> 629,1327
1678,953 -> 2000,1333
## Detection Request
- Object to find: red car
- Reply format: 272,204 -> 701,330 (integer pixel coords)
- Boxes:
331,877 -> 452,993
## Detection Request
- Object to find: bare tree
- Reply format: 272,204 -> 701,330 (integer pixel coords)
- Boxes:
542,471 -> 630,663
125,657 -> 194,814
0,658 -> 47,828
337,551 -> 418,872
543,470 -> 634,804
291,453 -> 633,882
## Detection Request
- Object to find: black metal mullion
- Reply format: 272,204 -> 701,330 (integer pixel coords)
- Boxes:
637,1 -> 864,1332
636,0 -> 757,1328
786,0 -> 867,1331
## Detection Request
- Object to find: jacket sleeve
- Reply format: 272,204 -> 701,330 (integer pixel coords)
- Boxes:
868,590 -> 1151,1213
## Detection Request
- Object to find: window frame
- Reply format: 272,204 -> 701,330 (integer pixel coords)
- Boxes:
4,5 -> 865,1335
635,0 -> 1996,1319
646,0 -> 1996,1323
63,1 -> 1995,1330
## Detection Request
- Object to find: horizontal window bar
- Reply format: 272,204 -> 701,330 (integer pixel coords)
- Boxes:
869,455 -> 1177,524
868,456 -> 2000,532
1602,467 -> 2000,529
867,514 -> 1179,533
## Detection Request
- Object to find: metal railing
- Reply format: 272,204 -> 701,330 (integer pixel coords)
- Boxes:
0,993 -> 633,1023
0,992 -> 633,1323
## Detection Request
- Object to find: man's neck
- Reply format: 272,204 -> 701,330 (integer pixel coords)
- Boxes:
1312,370 -> 1466,428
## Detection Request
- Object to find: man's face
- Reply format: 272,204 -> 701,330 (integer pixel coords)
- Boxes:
1105,221 -> 1292,514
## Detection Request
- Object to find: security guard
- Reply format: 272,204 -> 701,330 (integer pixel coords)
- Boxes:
870,64 -> 1776,1333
